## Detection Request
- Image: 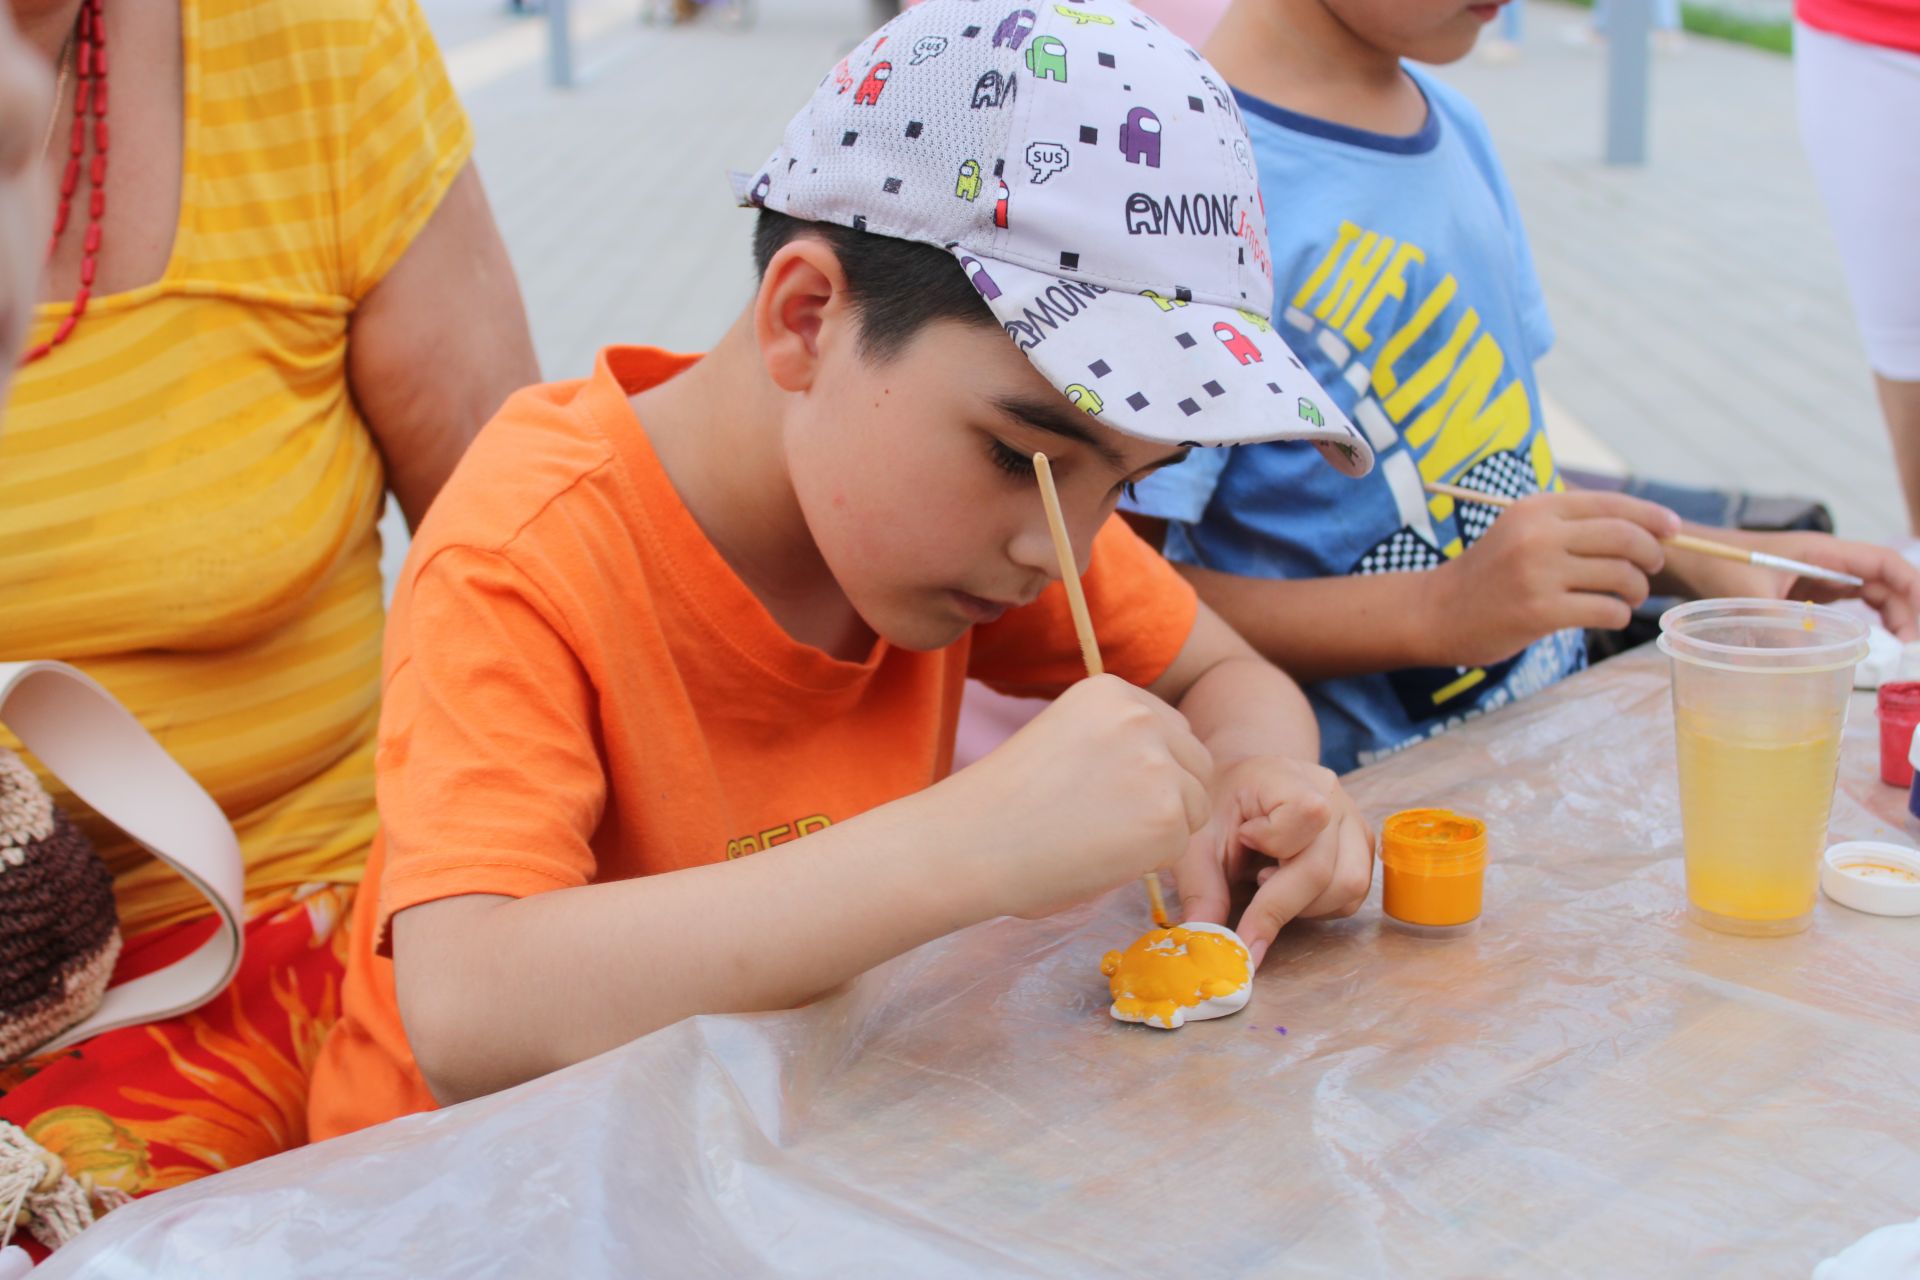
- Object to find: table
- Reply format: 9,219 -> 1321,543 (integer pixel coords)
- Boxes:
38,648 -> 1920,1278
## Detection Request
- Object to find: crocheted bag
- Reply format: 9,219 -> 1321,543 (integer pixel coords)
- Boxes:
0,657 -> 245,1256
0,749 -> 120,1065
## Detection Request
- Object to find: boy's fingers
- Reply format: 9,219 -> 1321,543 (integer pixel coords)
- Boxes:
1235,793 -> 1332,862
1878,592 -> 1919,642
1877,548 -> 1920,602
1550,591 -> 1635,635
1563,554 -> 1653,609
1564,517 -> 1667,578
1543,489 -> 1682,537
1096,678 -> 1213,827
1235,762 -> 1336,854
1170,726 -> 1217,803
1296,815 -> 1376,919
1234,832 -> 1338,968
1178,765 -> 1213,837
1114,679 -> 1217,793
1846,549 -> 1920,638
1174,830 -> 1231,926
1773,540 -> 1920,639
1834,575 -> 1919,641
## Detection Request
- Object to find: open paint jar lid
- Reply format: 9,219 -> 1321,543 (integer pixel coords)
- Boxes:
1822,842 -> 1920,917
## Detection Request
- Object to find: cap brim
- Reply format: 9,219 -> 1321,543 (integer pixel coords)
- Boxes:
952,250 -> 1372,477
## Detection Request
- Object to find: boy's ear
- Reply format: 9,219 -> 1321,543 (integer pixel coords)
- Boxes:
754,238 -> 856,395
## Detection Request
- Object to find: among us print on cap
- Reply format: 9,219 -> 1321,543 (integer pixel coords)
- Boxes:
729,0 -> 1372,475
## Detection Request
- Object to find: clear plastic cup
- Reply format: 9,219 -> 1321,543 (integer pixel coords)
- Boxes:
1658,600 -> 1869,936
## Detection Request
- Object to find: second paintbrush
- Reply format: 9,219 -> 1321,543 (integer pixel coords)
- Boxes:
1424,482 -> 1866,589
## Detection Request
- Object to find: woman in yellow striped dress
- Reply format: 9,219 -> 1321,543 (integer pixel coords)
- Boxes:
0,0 -> 537,1244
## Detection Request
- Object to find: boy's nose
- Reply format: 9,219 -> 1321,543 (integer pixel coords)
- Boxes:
1009,521 -> 1083,585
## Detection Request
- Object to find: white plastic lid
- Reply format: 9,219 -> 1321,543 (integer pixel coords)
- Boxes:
1822,842 -> 1920,917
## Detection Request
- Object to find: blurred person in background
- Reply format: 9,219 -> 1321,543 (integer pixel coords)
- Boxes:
1798,0 -> 1920,535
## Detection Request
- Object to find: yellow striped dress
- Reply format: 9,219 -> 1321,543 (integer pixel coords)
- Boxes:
4,0 -> 470,938
0,0 -> 472,1219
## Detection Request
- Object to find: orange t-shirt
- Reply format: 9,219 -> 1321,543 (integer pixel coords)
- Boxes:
307,346 -> 1198,1140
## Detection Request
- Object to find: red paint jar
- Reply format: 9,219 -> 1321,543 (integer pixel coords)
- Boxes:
1877,682 -> 1920,788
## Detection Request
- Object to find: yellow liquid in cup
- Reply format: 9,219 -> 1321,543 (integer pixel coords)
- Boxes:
1674,716 -> 1843,934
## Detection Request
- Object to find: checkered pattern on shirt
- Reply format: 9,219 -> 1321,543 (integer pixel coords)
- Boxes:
1451,450 -> 1540,545
1353,450 -> 1544,574
1355,528 -> 1444,576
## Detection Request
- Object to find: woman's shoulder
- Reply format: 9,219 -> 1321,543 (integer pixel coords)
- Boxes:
184,0 -> 468,298
194,0 -> 397,36
191,0 -> 418,87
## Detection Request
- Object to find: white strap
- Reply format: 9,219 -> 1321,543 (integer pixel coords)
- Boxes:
0,661 -> 244,1054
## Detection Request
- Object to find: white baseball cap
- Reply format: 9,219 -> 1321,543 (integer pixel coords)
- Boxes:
730,0 -> 1372,476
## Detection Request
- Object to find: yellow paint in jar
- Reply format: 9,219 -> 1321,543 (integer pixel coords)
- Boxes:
1381,808 -> 1487,932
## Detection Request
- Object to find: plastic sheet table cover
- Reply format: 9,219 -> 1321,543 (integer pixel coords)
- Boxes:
39,648 -> 1920,1278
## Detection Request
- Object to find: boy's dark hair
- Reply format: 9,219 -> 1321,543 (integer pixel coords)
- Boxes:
752,210 -> 996,362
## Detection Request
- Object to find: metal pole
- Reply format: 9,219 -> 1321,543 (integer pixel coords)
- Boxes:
547,0 -> 575,89
1604,0 -> 1651,165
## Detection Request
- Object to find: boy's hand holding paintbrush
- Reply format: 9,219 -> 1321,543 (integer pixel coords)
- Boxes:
1413,487 -> 1920,670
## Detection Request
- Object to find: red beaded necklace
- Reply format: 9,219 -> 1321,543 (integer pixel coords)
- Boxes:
21,0 -> 107,367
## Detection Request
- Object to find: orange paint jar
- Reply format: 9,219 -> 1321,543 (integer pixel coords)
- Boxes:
1381,808 -> 1488,937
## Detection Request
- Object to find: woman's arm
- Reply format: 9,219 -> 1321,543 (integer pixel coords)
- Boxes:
347,162 -> 541,529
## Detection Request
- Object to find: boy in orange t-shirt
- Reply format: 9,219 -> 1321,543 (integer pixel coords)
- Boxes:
309,0 -> 1382,1137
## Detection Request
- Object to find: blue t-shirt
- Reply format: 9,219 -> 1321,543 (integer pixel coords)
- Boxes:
1125,68 -> 1582,774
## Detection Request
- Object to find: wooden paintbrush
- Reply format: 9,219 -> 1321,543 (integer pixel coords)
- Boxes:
1424,482 -> 1865,589
1032,452 -> 1174,931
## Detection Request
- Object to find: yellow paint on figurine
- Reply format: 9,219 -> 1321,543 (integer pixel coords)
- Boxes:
1100,922 -> 1253,1030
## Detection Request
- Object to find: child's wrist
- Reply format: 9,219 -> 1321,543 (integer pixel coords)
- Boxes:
1403,563 -> 1456,668
892,780 -> 1016,924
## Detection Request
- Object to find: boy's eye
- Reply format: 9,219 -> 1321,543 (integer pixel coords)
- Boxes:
989,439 -> 1038,479
990,437 -> 1136,502
1122,481 -> 1140,503
988,438 -> 1139,503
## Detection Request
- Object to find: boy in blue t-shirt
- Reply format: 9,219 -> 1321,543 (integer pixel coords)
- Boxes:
1124,0 -> 1920,773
